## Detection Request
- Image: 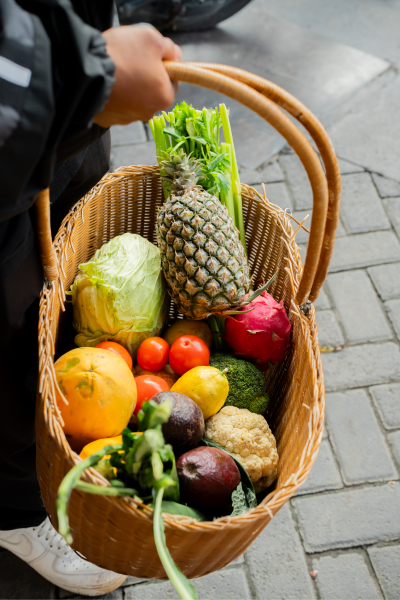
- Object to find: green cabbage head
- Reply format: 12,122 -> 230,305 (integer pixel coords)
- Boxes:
69,233 -> 169,360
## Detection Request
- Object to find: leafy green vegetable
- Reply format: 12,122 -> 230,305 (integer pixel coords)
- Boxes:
57,401 -> 197,600
231,482 -> 247,516
68,233 -> 169,361
149,102 -> 246,253
201,438 -> 257,513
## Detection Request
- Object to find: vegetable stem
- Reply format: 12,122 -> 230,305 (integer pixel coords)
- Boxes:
153,488 -> 198,600
219,104 -> 247,255
207,315 -> 223,351
56,445 -> 123,544
219,143 -> 236,221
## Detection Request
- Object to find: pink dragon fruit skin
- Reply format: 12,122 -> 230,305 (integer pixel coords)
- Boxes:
224,291 -> 292,369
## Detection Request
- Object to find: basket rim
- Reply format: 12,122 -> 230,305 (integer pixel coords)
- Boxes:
38,167 -> 325,531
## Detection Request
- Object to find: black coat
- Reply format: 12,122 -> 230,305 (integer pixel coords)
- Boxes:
0,0 -> 115,335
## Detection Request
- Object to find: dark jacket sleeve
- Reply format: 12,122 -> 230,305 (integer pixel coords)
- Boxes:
0,0 -> 115,224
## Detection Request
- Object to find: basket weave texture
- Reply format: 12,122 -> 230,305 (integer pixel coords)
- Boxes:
35,63 -> 340,579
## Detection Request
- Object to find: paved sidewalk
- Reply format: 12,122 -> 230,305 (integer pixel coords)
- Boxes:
1,1 -> 400,598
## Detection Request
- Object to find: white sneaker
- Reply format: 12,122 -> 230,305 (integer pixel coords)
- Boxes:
0,517 -> 126,597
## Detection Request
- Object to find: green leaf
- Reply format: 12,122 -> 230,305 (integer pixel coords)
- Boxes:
231,482 -> 248,516
151,500 -> 207,521
153,488 -> 198,600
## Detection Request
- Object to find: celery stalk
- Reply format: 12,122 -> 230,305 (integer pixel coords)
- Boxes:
219,104 -> 247,255
219,142 -> 235,221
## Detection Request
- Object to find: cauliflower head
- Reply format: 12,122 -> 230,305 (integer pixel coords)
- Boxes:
204,406 -> 278,491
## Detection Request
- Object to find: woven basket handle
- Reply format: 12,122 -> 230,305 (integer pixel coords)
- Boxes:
164,62 -> 341,305
35,62 -> 340,304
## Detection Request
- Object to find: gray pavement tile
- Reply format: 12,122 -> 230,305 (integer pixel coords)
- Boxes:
172,5 -> 388,167
368,544 -> 400,600
294,439 -> 343,495
337,158 -> 365,175
370,383 -> 400,430
245,504 -> 316,599
279,153 -> 312,210
253,182 -> 292,210
315,310 -> 345,347
0,550 -> 56,599
322,342 -> 400,392
121,577 -> 147,587
385,299 -> 400,342
328,74 -> 400,181
314,287 -> 331,310
111,122 -> 147,147
124,568 -> 251,599
326,270 -> 392,344
292,483 -> 400,552
340,173 -> 390,234
110,142 -> 157,170
329,232 -> 400,272
63,591 -> 123,599
372,173 -> 400,198
368,263 -> 400,301
312,552 -> 382,600
325,390 -> 398,484
239,161 -> 284,185
388,431 -> 400,467
384,198 -> 400,239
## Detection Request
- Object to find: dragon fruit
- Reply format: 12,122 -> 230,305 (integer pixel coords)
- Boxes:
224,292 -> 292,370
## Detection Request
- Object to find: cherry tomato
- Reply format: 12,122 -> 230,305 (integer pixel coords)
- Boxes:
134,375 -> 169,415
137,337 -> 170,371
169,335 -> 210,376
96,341 -> 133,370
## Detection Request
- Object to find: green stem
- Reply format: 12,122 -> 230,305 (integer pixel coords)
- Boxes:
207,315 -> 223,350
74,481 -> 137,496
219,104 -> 247,255
219,143 -> 236,220
56,445 -> 123,544
153,488 -> 198,600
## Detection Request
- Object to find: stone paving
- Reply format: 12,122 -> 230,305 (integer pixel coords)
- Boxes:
2,2 -> 400,599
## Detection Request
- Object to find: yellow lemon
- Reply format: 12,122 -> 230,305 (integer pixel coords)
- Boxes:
171,366 -> 229,420
79,436 -> 123,460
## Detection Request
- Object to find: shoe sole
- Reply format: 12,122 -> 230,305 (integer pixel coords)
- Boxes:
57,573 -> 127,597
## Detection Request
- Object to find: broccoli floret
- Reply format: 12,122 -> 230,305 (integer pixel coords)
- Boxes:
209,353 -> 269,415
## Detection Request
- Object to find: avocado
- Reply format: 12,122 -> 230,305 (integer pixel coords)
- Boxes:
152,391 -> 205,455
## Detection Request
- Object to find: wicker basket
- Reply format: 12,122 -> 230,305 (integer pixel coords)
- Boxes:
35,62 -> 340,579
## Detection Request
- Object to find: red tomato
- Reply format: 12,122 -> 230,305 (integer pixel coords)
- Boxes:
96,341 -> 133,370
169,335 -> 210,376
134,375 -> 169,415
137,337 -> 170,371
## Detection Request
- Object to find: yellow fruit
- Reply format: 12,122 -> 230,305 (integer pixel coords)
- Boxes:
55,347 -> 136,449
171,366 -> 228,420
79,436 -> 123,459
163,319 -> 213,349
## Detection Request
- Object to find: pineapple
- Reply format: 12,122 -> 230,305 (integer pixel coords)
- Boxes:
156,151 -> 251,319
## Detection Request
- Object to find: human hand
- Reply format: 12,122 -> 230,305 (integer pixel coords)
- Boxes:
94,25 -> 181,127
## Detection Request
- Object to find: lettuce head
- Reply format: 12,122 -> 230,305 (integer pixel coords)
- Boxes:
69,233 -> 169,360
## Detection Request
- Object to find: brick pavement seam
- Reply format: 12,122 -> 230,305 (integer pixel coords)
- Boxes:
242,550 -> 258,599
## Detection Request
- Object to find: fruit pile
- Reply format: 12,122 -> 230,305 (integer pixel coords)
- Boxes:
55,102 -> 293,600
